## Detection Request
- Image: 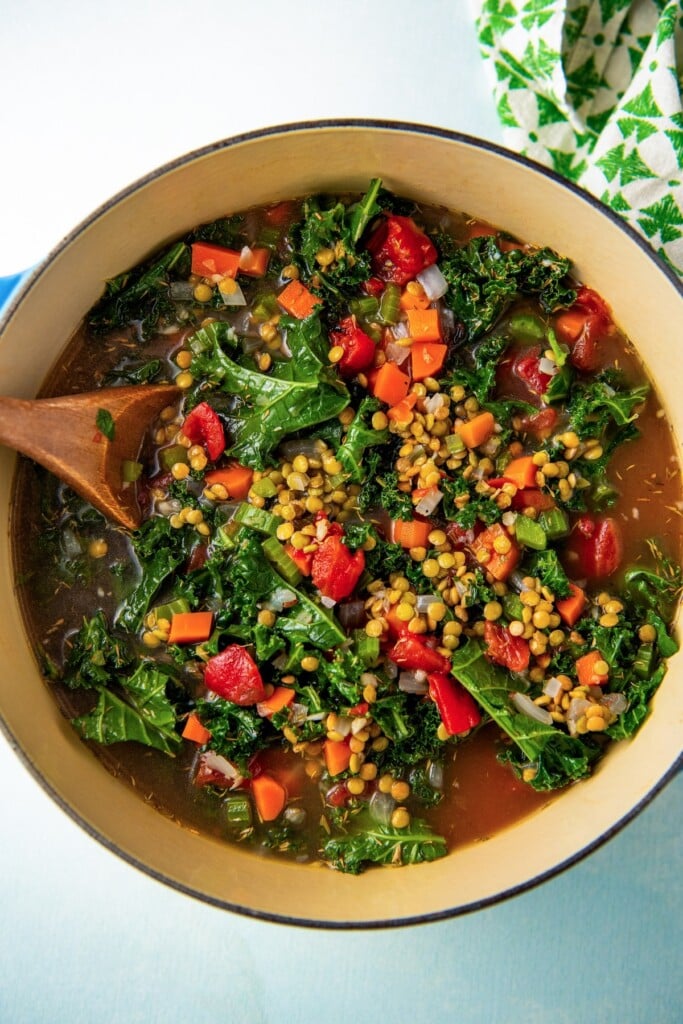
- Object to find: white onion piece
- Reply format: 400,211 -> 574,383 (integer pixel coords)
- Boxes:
284,806 -> 306,827
601,692 -> 628,715
169,281 -> 195,301
416,594 -> 439,613
360,672 -> 380,688
385,340 -> 411,365
398,670 -> 429,694
414,487 -> 443,516
538,356 -> 558,376
220,281 -> 247,307
289,703 -> 309,725
320,595 -> 337,609
543,676 -> 564,701
511,691 -> 554,725
392,320 -> 410,339
508,570 -> 528,593
566,697 -> 590,735
428,761 -> 444,790
200,751 -> 243,789
416,262 -> 449,300
369,790 -> 396,825
263,586 -> 297,611
423,392 -> 445,415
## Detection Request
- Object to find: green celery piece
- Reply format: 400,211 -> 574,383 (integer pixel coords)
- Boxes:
234,502 -> 283,536
633,642 -> 656,679
508,313 -> 545,342
378,283 -> 401,324
503,593 -> 525,621
353,629 -> 380,667
514,514 -> 547,550
224,794 -> 253,828
261,536 -> 303,586
538,507 -> 569,540
152,597 -> 190,621
251,477 -> 278,498
159,444 -> 189,471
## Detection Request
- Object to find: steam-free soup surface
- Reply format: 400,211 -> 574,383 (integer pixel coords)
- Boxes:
12,182 -> 681,873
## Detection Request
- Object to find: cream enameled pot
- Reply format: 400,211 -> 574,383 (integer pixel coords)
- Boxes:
0,121 -> 681,927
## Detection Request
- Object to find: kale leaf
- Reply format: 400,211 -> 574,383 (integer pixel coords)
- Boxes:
444,334 -> 510,403
567,373 -> 649,439
439,236 -> 575,341
451,639 -> 601,789
524,549 -> 572,598
337,396 -> 389,483
63,610 -> 131,689
194,699 -> 268,772
321,815 -> 447,874
188,317 -> 349,469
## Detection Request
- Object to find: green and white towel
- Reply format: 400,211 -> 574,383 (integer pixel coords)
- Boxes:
474,0 -> 683,276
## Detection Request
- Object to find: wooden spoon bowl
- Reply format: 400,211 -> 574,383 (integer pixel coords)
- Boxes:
0,384 -> 181,530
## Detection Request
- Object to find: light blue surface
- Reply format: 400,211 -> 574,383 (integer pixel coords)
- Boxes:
0,3 -> 681,1022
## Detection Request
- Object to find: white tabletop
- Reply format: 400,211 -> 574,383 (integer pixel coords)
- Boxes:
1,3 -> 681,1022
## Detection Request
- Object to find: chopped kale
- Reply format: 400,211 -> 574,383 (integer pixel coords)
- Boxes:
321,815 -> 447,874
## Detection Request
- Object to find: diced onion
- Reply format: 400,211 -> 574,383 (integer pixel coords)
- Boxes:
385,341 -> 411,365
320,595 -> 337,609
200,751 -> 243,789
392,321 -> 410,339
423,392 -> 445,415
566,697 -> 590,735
414,487 -> 443,516
398,670 -> 429,694
601,692 -> 628,715
538,356 -> 558,376
284,806 -> 306,827
369,790 -> 396,825
427,761 -> 444,790
220,281 -> 247,307
416,263 -> 449,301
263,586 -> 297,611
511,691 -> 554,725
169,281 -> 195,301
416,594 -> 440,613
543,676 -> 564,701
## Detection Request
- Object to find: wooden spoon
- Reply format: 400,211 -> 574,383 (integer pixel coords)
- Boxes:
0,384 -> 181,530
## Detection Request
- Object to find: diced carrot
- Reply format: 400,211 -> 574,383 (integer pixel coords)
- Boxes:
470,523 -> 520,581
181,713 -> 212,745
575,649 -> 609,687
257,686 -> 297,717
372,361 -> 411,406
455,411 -> 496,449
554,308 -> 587,343
407,308 -> 442,342
251,772 -> 287,822
324,738 -> 352,777
555,582 -> 587,627
238,246 -> 271,277
168,611 -> 214,645
411,342 -> 447,381
501,455 -> 537,490
387,392 -> 418,422
204,463 -> 254,500
392,517 -> 431,549
400,288 -> 430,311
191,242 -> 241,279
277,279 -> 321,319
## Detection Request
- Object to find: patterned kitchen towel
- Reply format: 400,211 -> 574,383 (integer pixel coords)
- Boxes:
474,0 -> 683,276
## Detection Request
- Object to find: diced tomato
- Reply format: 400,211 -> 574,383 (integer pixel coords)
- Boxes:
326,781 -> 351,807
513,346 -> 553,396
362,276 -> 385,297
329,316 -> 376,377
194,754 -> 238,788
446,520 -> 483,550
387,634 -> 451,675
181,402 -> 226,461
311,534 -> 365,602
204,645 -> 266,705
347,701 -> 370,717
285,544 -> 314,576
517,406 -> 559,439
555,286 -> 613,373
365,215 -> 437,285
510,488 -> 556,513
484,621 -> 531,673
428,672 -> 482,736
563,515 -> 623,580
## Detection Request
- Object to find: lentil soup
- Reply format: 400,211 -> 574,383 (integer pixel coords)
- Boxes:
12,182 -> 681,873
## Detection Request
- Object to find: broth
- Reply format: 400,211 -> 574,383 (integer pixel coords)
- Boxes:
11,184 -> 682,873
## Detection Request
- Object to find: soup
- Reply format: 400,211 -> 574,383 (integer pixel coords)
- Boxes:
12,181 -> 681,873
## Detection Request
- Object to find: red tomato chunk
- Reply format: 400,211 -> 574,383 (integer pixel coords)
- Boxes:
365,215 -> 437,285
204,645 -> 266,706
181,402 -> 226,461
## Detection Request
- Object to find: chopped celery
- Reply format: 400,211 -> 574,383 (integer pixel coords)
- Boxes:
122,459 -> 143,482
152,597 -> 190,622
514,514 -> 547,550
159,444 -> 188,471
349,296 -> 380,319
503,593 -> 525,622
538,507 -> 569,540
508,312 -> 545,342
633,642 -> 656,679
251,477 -> 278,499
353,629 -> 380,666
224,794 -> 253,829
234,502 -> 283,535
378,283 -> 401,325
251,293 -> 280,322
261,536 -> 303,585
445,432 -> 466,456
